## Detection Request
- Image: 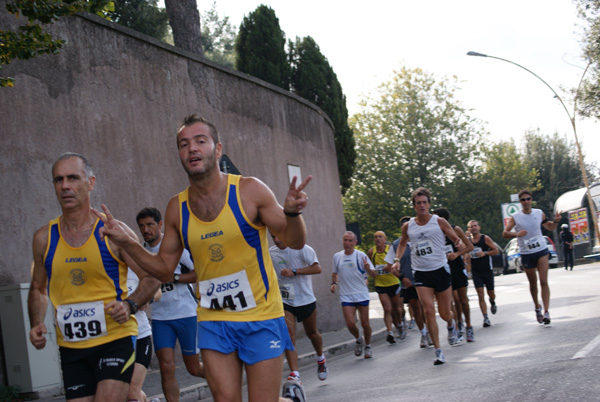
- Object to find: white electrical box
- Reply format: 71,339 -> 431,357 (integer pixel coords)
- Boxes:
0,283 -> 62,393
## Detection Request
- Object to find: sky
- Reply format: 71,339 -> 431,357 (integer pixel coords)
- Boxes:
194,0 -> 598,168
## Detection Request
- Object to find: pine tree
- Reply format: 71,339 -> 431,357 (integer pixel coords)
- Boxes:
234,5 -> 289,89
290,36 -> 355,193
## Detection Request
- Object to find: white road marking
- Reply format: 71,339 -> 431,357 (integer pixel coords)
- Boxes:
572,332 -> 600,359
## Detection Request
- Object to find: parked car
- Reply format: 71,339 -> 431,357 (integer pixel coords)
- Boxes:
504,236 -> 558,273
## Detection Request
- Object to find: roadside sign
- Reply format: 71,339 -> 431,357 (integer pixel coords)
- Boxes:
501,202 -> 523,229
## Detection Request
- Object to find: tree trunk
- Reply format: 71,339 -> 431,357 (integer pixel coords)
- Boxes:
164,0 -> 203,56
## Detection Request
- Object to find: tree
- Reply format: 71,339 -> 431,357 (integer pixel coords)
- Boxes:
343,67 -> 487,247
289,36 -> 355,193
575,0 -> 600,119
234,5 -> 289,89
0,0 -> 112,87
439,140 -> 540,246
109,0 -> 168,41
200,1 -> 236,68
164,0 -> 202,56
523,130 -> 589,211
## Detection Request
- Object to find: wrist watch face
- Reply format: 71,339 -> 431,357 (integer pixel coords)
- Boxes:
174,274 -> 180,282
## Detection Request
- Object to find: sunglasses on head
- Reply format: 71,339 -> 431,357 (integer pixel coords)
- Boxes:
520,197 -> 532,202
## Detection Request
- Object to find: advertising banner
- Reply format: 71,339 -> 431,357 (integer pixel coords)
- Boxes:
569,208 -> 590,244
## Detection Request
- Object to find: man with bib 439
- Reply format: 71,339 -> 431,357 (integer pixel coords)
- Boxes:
28,153 -> 160,401
94,115 -> 312,402
503,189 -> 561,325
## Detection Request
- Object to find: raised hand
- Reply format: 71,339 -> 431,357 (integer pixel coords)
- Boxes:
283,176 -> 313,214
92,204 -> 134,246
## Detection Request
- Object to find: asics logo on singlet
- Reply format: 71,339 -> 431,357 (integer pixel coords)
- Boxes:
201,230 -> 223,240
206,280 -> 240,296
63,307 -> 96,320
65,257 -> 87,262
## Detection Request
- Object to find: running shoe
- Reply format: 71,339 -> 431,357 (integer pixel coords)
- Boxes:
447,326 -> 458,345
466,327 -> 475,342
354,337 -> 363,356
535,307 -> 543,324
282,378 -> 306,402
408,319 -> 416,329
434,348 -> 446,365
490,301 -> 497,315
483,317 -> 491,327
387,332 -> 396,344
543,311 -> 551,325
399,324 -> 407,340
317,359 -> 328,381
364,345 -> 373,359
426,331 -> 434,346
420,334 -> 428,348
458,321 -> 464,336
148,399 -> 161,402
287,372 -> 301,384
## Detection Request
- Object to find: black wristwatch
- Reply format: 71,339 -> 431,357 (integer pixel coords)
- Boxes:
292,268 -> 297,276
173,274 -> 180,284
124,298 -> 138,314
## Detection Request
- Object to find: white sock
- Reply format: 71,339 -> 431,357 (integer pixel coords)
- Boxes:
292,370 -> 300,378
317,354 -> 325,362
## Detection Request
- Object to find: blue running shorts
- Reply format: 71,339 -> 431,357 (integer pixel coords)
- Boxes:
152,316 -> 199,355
197,317 -> 293,365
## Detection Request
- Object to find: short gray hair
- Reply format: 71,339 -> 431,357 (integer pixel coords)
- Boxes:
52,152 -> 94,179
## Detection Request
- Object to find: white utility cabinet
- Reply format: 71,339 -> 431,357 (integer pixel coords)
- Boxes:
0,283 -> 62,392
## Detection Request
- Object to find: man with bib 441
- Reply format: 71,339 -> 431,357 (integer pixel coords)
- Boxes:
94,115 -> 312,402
28,153 -> 160,402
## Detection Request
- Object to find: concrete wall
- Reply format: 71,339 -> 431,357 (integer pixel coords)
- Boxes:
0,5 -> 347,386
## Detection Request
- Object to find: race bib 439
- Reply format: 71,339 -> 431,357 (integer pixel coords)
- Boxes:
56,301 -> 107,342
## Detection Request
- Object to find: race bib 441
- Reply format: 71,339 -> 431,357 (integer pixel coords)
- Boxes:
198,270 -> 257,312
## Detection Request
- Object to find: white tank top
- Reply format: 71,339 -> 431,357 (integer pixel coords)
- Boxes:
145,241 -> 198,321
407,215 -> 448,271
513,209 -> 547,255
127,268 -> 152,338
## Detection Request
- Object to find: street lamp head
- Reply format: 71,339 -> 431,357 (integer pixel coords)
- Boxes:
467,51 -> 488,57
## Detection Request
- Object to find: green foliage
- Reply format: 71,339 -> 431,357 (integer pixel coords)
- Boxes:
0,0 -> 113,87
440,140 -> 541,247
234,4 -> 289,89
344,67 -> 488,248
0,384 -> 32,401
200,1 -> 236,68
289,36 -> 355,193
523,130 -> 588,211
575,0 -> 600,118
109,0 -> 168,41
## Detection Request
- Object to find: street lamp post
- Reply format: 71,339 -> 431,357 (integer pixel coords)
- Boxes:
467,51 -> 600,251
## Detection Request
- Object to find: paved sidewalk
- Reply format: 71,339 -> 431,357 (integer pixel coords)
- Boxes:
34,293 -> 390,402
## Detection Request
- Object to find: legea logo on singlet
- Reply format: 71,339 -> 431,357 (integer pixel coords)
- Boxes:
65,257 -> 87,262
69,269 -> 87,286
201,230 -> 223,240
